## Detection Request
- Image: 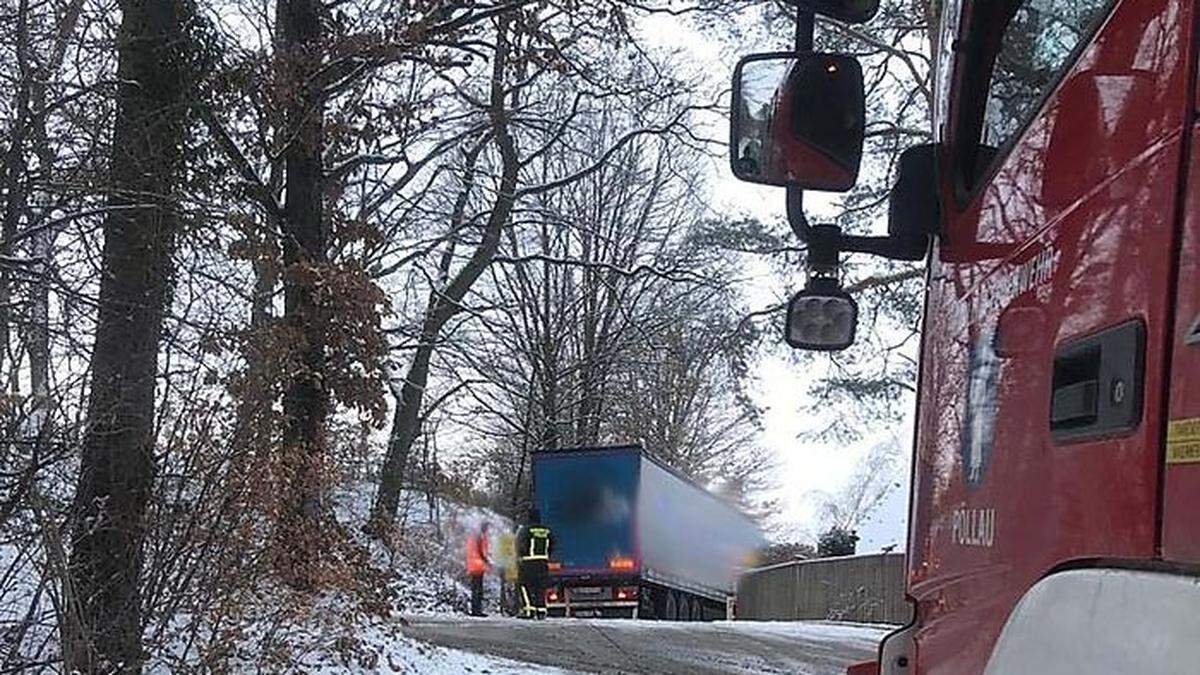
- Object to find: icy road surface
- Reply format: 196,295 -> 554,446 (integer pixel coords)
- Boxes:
400,615 -> 891,674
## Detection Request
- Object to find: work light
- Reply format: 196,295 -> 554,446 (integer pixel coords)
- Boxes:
785,277 -> 858,351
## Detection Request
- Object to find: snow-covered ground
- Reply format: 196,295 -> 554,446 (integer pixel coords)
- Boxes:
148,600 -> 571,674
403,615 -> 891,675
370,637 -> 571,675
709,619 -> 891,646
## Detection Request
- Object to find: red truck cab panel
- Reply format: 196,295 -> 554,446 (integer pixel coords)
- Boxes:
846,661 -> 880,675
1162,125 -> 1200,561
912,0 -> 1194,671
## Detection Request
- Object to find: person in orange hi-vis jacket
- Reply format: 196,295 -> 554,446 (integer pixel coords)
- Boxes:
465,522 -> 491,616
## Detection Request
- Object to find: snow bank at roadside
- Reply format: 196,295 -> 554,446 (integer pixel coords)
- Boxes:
330,482 -> 513,616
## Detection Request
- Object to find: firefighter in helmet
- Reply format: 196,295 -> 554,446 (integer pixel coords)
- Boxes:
516,507 -> 553,619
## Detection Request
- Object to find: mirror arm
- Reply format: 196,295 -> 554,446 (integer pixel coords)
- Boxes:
805,223 -> 841,284
839,234 -> 900,258
795,9 -> 815,52
786,185 -> 813,242
840,233 -> 929,261
804,225 -> 931,265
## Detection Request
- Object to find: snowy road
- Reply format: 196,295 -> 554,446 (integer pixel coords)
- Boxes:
400,615 -> 890,674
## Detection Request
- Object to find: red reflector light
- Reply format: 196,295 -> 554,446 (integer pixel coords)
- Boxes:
615,586 -> 638,600
548,561 -> 562,571
546,588 -> 560,602
609,556 -> 636,570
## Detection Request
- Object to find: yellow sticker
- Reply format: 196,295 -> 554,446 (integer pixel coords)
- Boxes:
1166,418 -> 1200,464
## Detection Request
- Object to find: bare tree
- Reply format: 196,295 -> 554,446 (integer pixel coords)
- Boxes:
607,297 -> 768,504
812,437 -> 903,537
366,3 -> 712,529
367,12 -> 523,533
66,0 -> 193,669
430,110 -> 773,517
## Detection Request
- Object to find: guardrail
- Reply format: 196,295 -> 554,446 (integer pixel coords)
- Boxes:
736,552 -> 910,624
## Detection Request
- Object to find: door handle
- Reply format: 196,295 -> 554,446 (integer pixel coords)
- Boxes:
1050,380 -> 1098,427
1050,319 -> 1145,442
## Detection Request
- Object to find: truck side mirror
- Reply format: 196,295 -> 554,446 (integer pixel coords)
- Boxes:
785,278 -> 858,351
730,52 -> 866,191
887,144 -> 942,261
785,0 -> 880,24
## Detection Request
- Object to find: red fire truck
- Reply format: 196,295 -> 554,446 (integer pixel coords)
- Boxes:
730,0 -> 1200,673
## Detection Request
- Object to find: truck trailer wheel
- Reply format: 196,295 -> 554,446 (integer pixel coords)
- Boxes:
665,591 -> 678,621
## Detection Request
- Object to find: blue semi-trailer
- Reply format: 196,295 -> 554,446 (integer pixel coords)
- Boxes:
531,444 -> 767,620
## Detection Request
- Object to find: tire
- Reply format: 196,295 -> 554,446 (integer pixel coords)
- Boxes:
638,586 -> 654,620
664,590 -> 678,621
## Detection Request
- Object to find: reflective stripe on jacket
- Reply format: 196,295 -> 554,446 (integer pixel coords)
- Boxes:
518,525 -> 551,561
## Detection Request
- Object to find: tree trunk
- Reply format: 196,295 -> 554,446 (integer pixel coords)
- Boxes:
369,16 -> 520,531
24,0 -> 84,442
372,339 -> 432,527
66,0 -> 188,670
0,0 -> 34,388
275,0 -> 330,582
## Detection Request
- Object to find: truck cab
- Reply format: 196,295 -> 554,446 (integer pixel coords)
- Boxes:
731,0 -> 1200,672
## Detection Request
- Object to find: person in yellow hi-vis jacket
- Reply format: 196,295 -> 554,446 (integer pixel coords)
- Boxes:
495,530 -> 518,615
515,508 -> 553,619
